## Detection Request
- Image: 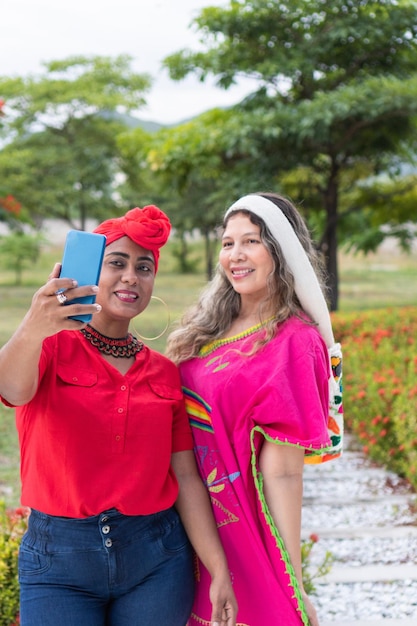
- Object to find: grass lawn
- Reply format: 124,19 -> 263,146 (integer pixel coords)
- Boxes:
0,239 -> 416,507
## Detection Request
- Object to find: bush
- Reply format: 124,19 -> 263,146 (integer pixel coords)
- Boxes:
0,503 -> 28,626
332,306 -> 417,489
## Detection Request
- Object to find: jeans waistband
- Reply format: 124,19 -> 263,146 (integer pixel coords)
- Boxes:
25,506 -> 178,552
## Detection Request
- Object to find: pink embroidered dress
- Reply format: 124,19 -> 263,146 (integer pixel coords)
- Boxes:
180,316 -> 339,626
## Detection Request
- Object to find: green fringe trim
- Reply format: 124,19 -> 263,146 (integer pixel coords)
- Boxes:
250,425 -> 310,626
198,319 -> 273,357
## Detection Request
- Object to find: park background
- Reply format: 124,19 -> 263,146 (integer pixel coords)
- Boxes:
1,1 -> 417,623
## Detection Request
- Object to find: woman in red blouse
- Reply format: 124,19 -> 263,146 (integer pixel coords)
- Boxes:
0,206 -> 236,626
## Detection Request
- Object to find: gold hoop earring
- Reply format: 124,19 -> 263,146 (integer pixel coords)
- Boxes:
131,296 -> 171,341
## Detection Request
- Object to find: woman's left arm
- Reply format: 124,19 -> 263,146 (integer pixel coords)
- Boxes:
171,450 -> 237,626
259,441 -> 320,626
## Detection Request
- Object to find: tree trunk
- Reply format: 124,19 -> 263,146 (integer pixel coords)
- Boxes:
177,232 -> 190,273
204,229 -> 214,280
80,200 -> 87,231
321,169 -> 340,311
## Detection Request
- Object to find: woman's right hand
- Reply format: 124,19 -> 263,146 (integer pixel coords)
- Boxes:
25,262 -> 101,340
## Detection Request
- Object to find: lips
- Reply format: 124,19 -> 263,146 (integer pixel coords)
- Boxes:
231,268 -> 254,278
115,290 -> 138,303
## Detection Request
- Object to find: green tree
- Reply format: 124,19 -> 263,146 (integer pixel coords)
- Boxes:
0,99 -> 29,229
0,195 -> 22,224
118,107 -> 273,277
0,55 -> 151,230
163,0 -> 417,309
0,232 -> 43,285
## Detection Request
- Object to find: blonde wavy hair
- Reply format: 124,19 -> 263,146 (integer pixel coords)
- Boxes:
166,192 -> 327,364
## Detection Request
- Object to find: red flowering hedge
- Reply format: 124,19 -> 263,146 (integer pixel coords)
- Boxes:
332,305 -> 417,490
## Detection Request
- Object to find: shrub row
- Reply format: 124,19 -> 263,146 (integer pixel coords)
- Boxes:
332,305 -> 417,490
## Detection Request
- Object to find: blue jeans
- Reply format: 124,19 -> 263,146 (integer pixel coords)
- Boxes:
18,507 -> 195,626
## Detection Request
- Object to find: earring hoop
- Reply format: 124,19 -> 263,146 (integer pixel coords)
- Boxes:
131,296 -> 171,341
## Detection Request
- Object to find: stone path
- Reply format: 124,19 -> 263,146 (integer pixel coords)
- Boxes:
302,434 -> 417,625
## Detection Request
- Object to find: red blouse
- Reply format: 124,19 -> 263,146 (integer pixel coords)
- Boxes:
7,330 -> 193,518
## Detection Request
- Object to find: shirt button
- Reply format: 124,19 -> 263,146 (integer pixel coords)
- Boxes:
121,385 -> 127,391
105,538 -> 112,548
102,525 -> 110,534
72,377 -> 78,382
101,515 -> 109,523
118,408 -> 123,413
115,435 -> 121,441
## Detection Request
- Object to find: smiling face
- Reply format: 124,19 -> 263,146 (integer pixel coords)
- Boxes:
94,236 -> 155,333
219,213 -> 274,308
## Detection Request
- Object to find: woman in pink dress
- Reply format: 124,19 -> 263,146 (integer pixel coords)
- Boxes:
167,193 -> 343,626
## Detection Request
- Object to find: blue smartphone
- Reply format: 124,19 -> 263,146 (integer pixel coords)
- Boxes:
59,230 -> 107,323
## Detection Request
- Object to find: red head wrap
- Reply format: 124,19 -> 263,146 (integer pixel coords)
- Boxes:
93,205 -> 171,272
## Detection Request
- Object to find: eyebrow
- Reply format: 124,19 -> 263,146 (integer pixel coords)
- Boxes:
106,251 -> 155,265
222,231 -> 260,240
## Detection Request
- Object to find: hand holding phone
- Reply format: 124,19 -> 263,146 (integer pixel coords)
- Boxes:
59,230 -> 106,322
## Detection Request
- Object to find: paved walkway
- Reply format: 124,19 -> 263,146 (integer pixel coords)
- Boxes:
302,434 -> 417,624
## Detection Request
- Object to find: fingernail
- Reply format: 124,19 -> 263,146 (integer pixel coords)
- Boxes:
95,304 -> 102,312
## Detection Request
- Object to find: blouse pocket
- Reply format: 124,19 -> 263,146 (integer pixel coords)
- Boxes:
56,363 -> 97,388
147,381 -> 183,401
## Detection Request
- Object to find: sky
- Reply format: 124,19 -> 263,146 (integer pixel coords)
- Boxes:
1,0 -> 257,125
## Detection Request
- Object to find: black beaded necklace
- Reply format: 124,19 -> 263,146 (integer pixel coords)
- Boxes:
80,324 -> 144,358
